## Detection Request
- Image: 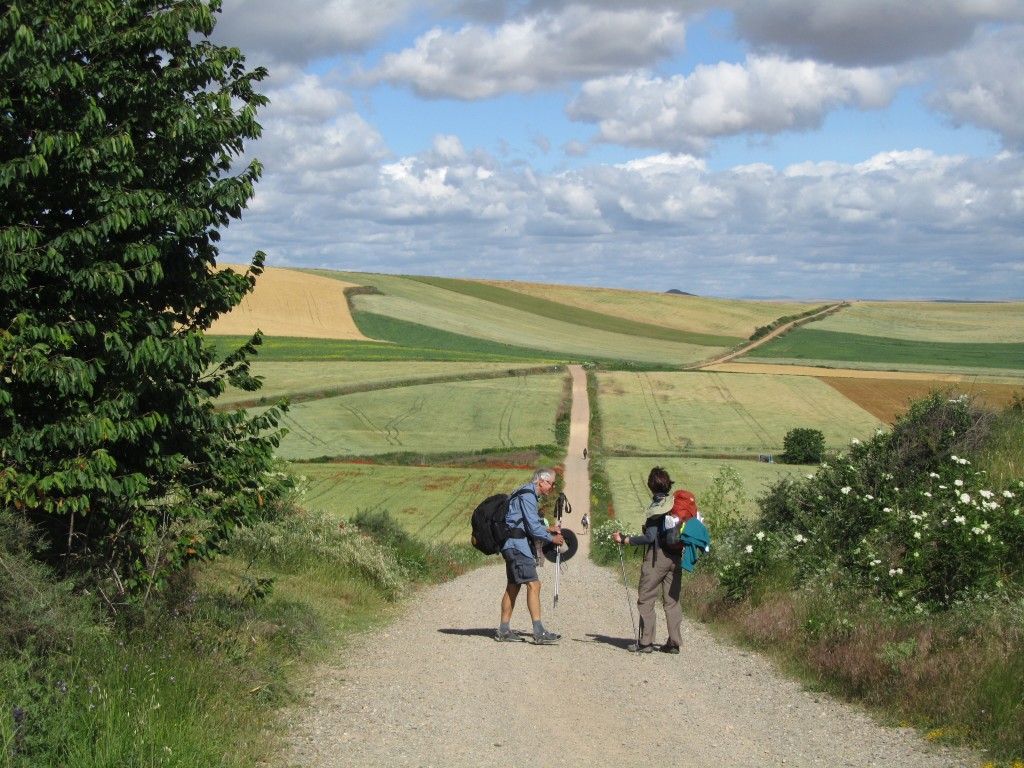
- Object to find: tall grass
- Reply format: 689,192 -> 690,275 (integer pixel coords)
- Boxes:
1,500 -> 479,767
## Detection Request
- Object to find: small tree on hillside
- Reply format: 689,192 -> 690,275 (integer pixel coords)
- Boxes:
0,0 -> 288,603
781,428 -> 826,464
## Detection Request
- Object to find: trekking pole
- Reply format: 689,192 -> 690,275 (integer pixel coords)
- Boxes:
553,492 -> 571,609
616,541 -> 638,646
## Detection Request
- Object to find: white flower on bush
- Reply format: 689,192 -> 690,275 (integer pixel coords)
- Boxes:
983,501 -> 999,511
745,544 -> 754,554
923,492 -> 932,498
870,558 -> 882,566
1003,490 -> 1015,499
972,527 -> 984,535
955,479 -> 964,487
864,494 -> 874,501
851,438 -> 860,445
841,486 -> 852,495
794,534 -> 806,543
960,492 -> 972,504
756,531 -> 766,541
979,489 -> 994,499
914,531 -> 922,539
889,567 -> 903,576
954,515 -> 967,524
929,472 -> 940,479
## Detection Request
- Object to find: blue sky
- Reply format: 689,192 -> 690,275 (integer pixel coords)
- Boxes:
210,1 -> 1024,300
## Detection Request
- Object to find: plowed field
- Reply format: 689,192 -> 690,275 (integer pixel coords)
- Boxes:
818,377 -> 1023,423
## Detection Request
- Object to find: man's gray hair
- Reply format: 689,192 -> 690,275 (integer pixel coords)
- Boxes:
531,468 -> 555,484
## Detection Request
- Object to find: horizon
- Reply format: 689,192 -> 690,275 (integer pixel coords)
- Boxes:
209,2 -> 1023,302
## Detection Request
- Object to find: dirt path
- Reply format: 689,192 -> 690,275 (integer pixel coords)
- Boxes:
280,365 -> 975,768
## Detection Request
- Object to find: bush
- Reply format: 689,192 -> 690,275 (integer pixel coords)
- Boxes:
711,392 -> 1024,610
781,428 -> 826,464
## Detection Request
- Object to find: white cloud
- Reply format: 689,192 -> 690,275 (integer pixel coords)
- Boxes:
364,6 -> 685,98
927,25 -> 1024,150
567,57 -> 905,153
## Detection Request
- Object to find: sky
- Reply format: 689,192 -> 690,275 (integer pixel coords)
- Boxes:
209,0 -> 1024,301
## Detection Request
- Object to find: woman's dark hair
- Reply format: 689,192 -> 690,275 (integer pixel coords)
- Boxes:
647,466 -> 673,495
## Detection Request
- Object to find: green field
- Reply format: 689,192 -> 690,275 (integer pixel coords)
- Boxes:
604,456 -> 805,530
218,361 -> 561,406
296,462 -> 533,545
268,371 -> 566,460
809,301 -> 1024,344
410,276 -> 742,346
597,370 -> 883,456
309,270 -> 735,366
473,279 -> 819,338
746,328 -> 1024,371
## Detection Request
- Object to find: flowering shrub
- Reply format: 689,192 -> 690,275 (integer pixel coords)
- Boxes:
713,393 -> 1024,610
590,519 -> 630,566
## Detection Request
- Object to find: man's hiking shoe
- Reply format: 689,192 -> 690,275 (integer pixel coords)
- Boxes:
660,643 -> 680,654
532,630 -> 560,645
495,629 -> 524,642
628,642 -> 654,653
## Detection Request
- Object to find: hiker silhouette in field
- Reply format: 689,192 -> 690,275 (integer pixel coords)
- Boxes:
496,468 -> 564,645
611,466 -> 689,654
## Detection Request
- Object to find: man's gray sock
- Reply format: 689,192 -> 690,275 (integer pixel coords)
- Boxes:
532,620 -> 544,635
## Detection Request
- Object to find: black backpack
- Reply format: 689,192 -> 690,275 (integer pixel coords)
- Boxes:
470,487 -> 534,555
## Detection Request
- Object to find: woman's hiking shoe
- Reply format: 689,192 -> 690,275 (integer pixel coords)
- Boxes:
627,642 -> 654,653
494,629 -> 524,642
660,644 -> 680,654
532,630 -> 560,645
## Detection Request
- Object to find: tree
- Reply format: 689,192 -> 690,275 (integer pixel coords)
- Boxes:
780,428 -> 826,464
0,0 -> 288,603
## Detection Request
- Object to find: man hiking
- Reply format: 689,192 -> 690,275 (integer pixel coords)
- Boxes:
496,468 -> 564,645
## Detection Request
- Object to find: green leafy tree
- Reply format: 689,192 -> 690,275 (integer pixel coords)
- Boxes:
781,427 -> 826,464
0,0 -> 288,603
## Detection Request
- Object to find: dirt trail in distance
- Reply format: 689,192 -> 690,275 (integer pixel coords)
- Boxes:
280,364 -> 976,768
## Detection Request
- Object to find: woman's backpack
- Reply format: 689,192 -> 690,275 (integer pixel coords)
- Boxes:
659,489 -> 699,552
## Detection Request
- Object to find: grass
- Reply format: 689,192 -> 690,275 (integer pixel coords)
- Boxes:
265,371 -> 566,460
0,503 -> 481,767
603,456 -> 803,528
470,278 -> 820,338
810,301 -> 1024,344
596,370 -> 883,456
216,360 -> 557,407
410,275 -> 744,346
747,328 -> 1024,371
310,270 -> 734,365
295,462 -> 538,545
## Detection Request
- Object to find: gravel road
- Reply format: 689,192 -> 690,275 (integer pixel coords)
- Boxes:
280,366 -> 978,768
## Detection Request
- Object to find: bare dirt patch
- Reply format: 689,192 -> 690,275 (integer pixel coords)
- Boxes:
819,377 -> 1023,423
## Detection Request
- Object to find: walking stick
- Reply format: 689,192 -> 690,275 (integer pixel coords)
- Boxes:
617,541 -> 639,646
552,492 -> 571,609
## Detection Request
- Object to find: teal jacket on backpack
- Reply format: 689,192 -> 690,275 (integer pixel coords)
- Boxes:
679,517 -> 710,572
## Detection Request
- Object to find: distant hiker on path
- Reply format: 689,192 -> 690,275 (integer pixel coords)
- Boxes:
611,467 -> 683,654
580,513 -> 589,535
582,447 -> 588,459
497,468 -> 564,645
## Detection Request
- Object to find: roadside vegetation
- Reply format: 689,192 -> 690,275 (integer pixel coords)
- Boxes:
664,392 -> 1024,764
